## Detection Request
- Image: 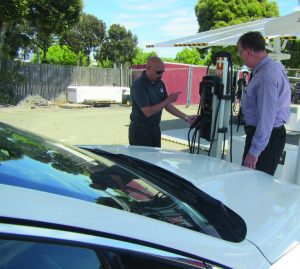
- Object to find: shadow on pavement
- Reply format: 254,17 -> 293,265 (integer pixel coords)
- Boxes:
160,119 -> 187,131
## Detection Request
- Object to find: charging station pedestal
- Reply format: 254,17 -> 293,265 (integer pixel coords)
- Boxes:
209,54 -> 232,158
189,51 -> 233,159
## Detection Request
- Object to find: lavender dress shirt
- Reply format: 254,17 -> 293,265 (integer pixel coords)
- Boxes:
241,55 -> 291,157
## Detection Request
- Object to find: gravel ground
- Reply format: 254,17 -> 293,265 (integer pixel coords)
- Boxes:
0,103 -> 199,151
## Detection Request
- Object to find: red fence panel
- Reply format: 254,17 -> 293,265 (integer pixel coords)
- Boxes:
132,62 -> 207,106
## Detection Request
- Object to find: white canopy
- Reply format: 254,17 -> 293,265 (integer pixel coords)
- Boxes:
146,10 -> 300,60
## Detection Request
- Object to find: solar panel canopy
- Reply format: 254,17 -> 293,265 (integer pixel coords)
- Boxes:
146,11 -> 300,49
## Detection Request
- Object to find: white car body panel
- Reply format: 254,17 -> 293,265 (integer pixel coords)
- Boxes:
0,184 -> 269,269
86,145 -> 300,265
269,244 -> 300,269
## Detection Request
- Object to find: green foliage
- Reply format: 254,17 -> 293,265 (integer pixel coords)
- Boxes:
30,48 -> 46,63
175,48 -> 205,65
161,57 -> 176,63
27,0 -> 82,35
0,61 -> 26,105
0,0 -> 29,58
60,13 -> 106,65
1,1 -> 141,68
195,0 -> 279,32
29,48 -> 39,63
95,24 -> 138,67
27,0 -> 82,62
194,0 -> 279,65
31,44 -> 88,66
132,47 -> 157,65
0,0 -> 29,24
204,46 -> 243,67
45,44 -> 77,65
97,58 -> 113,68
0,0 -> 83,62
1,19 -> 32,59
76,52 -> 89,66
282,39 -> 300,68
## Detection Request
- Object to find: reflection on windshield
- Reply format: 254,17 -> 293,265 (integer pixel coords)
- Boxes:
0,124 -> 220,238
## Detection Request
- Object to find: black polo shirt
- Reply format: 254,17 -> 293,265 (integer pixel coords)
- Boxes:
130,71 -> 167,127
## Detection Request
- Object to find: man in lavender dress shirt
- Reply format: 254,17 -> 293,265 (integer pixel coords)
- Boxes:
237,31 -> 291,175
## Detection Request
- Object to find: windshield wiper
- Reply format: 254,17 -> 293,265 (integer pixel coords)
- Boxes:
82,147 -> 247,242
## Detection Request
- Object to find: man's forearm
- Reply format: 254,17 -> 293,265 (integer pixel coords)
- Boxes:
141,99 -> 170,118
165,103 -> 186,120
166,103 -> 198,125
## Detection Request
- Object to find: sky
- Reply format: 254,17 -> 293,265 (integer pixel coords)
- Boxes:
83,0 -> 300,58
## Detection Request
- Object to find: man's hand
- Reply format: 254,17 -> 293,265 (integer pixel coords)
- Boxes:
141,92 -> 181,118
243,153 -> 258,169
167,92 -> 181,103
186,115 -> 198,125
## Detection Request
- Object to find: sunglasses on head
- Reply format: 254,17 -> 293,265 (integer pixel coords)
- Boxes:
156,70 -> 164,75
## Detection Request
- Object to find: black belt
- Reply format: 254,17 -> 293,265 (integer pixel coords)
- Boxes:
244,125 -> 284,133
273,125 -> 285,130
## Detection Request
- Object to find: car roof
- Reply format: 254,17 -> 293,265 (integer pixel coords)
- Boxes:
87,145 -> 300,264
0,184 -> 269,269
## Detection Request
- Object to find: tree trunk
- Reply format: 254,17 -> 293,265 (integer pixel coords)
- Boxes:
0,21 -> 8,60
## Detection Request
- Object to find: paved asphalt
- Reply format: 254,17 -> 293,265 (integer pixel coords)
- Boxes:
0,104 -> 199,151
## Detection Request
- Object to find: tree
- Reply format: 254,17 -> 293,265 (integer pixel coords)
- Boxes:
0,0 -> 83,61
95,24 -> 138,68
1,19 -> 32,59
0,61 -> 26,105
283,39 -> 300,68
195,0 -> 278,32
0,0 -> 28,25
45,44 -> 79,65
0,0 -> 29,58
60,13 -> 106,66
132,47 -> 157,65
161,57 -> 176,63
27,0 -> 83,63
175,48 -> 205,65
31,45 -> 88,65
194,0 -> 279,65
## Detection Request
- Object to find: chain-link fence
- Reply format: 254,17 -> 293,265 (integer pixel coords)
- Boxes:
132,65 -> 208,106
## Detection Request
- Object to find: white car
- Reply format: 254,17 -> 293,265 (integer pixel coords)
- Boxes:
0,122 -> 300,269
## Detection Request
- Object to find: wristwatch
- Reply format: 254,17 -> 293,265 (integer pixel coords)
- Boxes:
184,115 -> 189,122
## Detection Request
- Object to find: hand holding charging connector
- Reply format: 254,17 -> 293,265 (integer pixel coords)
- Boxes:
185,115 -> 198,125
189,115 -> 202,129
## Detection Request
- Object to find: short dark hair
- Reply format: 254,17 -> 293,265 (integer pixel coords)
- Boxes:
238,31 -> 265,52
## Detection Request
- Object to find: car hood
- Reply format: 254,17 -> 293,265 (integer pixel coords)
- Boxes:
84,144 -> 300,264
0,183 -> 270,269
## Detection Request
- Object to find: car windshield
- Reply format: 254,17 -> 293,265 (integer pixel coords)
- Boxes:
0,123 -> 246,242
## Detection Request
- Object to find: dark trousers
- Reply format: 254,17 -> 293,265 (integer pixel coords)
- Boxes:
129,122 -> 161,147
242,125 -> 286,176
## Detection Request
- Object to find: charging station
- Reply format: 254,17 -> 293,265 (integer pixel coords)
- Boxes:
188,51 -> 234,159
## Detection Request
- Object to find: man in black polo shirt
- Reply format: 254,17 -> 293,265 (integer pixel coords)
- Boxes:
129,56 -> 196,147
